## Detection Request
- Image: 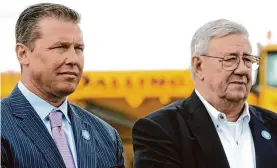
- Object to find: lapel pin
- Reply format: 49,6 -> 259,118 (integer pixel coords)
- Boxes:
261,130 -> 271,140
82,130 -> 91,140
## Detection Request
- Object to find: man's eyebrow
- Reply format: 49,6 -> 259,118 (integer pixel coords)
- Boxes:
50,41 -> 71,47
242,52 -> 251,56
224,52 -> 252,56
224,52 -> 239,56
49,41 -> 84,48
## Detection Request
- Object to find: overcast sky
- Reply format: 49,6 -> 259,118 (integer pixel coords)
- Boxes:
0,0 -> 276,72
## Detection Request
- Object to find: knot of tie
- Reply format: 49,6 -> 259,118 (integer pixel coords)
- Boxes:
49,111 -> 63,129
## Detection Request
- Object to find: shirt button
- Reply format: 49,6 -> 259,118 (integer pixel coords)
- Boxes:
216,125 -> 221,132
219,114 -> 224,119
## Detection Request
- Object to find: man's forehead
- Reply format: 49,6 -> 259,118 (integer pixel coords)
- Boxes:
38,18 -> 82,36
37,35 -> 84,47
209,41 -> 252,55
221,45 -> 252,55
209,34 -> 251,49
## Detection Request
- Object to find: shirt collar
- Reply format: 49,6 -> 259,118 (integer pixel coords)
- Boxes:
195,89 -> 250,124
18,81 -> 71,124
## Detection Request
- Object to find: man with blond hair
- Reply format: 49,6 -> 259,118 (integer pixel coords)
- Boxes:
1,3 -> 124,168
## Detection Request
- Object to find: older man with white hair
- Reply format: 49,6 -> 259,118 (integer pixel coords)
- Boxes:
132,19 -> 277,168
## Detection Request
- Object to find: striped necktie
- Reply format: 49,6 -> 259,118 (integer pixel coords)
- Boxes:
49,111 -> 75,168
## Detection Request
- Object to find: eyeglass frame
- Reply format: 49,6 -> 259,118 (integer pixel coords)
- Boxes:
198,54 -> 260,71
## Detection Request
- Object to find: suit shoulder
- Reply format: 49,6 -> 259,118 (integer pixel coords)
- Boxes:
133,99 -> 187,142
1,97 -> 9,107
1,97 -> 12,117
134,99 -> 186,133
250,105 -> 277,119
69,104 -> 118,137
145,99 -> 185,121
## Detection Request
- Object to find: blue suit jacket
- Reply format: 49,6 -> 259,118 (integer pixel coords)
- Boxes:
1,85 -> 125,168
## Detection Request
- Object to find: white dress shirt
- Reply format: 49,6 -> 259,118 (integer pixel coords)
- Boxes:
18,81 -> 78,168
195,89 -> 256,168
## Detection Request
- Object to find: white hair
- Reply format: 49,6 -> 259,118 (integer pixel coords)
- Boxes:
190,19 -> 250,78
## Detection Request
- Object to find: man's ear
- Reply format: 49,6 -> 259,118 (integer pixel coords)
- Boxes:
191,55 -> 204,81
15,43 -> 31,67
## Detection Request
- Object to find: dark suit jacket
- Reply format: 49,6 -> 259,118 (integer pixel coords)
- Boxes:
1,85 -> 125,168
132,91 -> 277,168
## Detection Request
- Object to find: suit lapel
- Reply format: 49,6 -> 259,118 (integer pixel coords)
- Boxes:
10,86 -> 66,168
69,105 -> 96,168
249,107 -> 277,168
178,91 -> 230,168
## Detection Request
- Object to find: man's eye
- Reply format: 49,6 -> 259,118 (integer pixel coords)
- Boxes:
224,56 -> 237,61
244,58 -> 252,62
54,46 -> 65,49
75,47 -> 84,51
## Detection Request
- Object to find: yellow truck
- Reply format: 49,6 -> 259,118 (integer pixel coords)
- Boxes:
1,37 -> 276,167
247,42 -> 277,112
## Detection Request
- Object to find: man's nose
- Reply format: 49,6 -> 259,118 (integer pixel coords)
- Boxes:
65,47 -> 78,65
233,57 -> 250,75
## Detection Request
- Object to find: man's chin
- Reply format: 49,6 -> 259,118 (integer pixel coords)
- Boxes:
55,84 -> 77,97
226,92 -> 248,102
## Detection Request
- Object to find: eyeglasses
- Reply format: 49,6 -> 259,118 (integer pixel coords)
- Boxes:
200,54 -> 260,71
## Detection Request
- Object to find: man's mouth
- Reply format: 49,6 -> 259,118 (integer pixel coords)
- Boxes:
58,72 -> 78,77
231,81 -> 246,85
